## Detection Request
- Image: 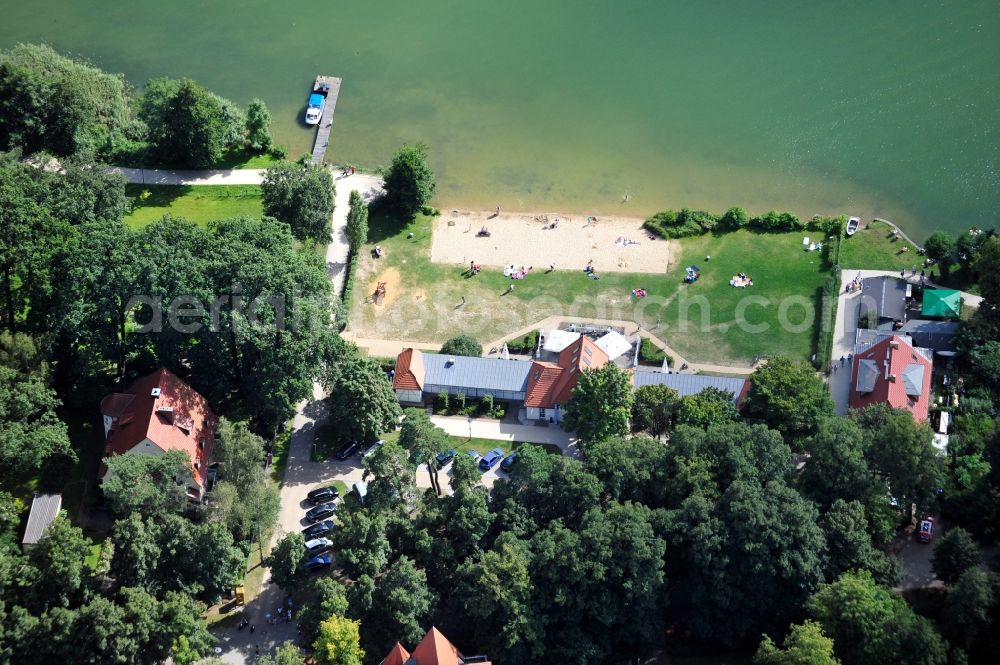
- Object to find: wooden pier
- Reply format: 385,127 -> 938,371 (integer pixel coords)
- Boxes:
310,75 -> 342,165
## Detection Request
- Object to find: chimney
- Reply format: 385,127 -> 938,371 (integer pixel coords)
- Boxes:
888,374 -> 897,382
150,387 -> 161,398
446,358 -> 455,367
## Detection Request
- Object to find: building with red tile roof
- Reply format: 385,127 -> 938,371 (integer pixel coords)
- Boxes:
99,368 -> 216,498
849,335 -> 933,421
379,626 -> 490,665
523,336 -> 609,422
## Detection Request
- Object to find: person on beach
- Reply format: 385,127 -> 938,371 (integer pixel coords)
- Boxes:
507,283 -> 514,293
496,204 -> 501,216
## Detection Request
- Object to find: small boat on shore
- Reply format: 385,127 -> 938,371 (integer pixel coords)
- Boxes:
845,216 -> 861,237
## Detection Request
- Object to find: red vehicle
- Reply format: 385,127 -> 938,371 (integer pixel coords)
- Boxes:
918,517 -> 935,543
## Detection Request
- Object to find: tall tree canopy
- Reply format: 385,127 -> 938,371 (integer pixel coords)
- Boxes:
345,190 -> 368,251
563,363 -> 633,446
383,142 -> 435,217
439,335 -> 482,357
153,78 -> 227,168
262,163 -> 335,244
324,350 -> 400,444
809,571 -> 948,665
744,356 -> 834,442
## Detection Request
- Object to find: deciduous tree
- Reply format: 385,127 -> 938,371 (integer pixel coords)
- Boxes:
299,577 -> 350,647
261,163 -> 335,244
313,615 -> 364,665
244,98 -> 273,152
754,620 -> 841,665
155,78 -> 227,168
924,231 -> 956,280
439,334 -> 482,357
932,527 -> 981,584
0,366 -> 72,483
799,418 -> 873,509
345,190 -> 368,251
675,386 -> 739,429
103,449 -> 192,516
267,533 -> 307,591
563,363 -> 633,446
324,352 -> 400,445
631,384 -> 680,436
810,571 -> 948,665
383,142 -> 435,217
744,356 -> 834,442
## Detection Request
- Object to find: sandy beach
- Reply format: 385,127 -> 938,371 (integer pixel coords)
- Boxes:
430,210 -> 674,274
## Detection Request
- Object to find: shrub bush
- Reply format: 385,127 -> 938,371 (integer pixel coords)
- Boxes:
638,338 -> 672,366
644,206 -> 806,239
506,330 -> 539,354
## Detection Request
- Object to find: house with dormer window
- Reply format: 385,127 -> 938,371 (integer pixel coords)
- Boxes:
99,368 -> 216,500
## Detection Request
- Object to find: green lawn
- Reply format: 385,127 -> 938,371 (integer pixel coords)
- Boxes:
659,231 -> 831,362
124,185 -> 263,228
348,209 -> 832,364
839,222 -> 920,271
214,148 -> 286,169
348,207 -> 684,346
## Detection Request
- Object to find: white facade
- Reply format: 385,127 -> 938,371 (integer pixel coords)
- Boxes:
526,405 -> 563,423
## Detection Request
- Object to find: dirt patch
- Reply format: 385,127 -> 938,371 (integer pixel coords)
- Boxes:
366,267 -> 402,308
431,210 -> 675,274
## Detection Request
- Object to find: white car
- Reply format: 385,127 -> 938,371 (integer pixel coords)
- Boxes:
305,537 -> 332,555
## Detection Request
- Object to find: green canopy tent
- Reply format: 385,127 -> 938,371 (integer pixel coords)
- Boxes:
922,289 -> 961,318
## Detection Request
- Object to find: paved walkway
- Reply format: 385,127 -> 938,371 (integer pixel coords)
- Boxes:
327,173 -> 384,297
108,167 -> 267,185
430,414 -> 582,458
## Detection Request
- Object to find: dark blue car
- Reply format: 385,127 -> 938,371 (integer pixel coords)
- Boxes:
500,452 -> 519,472
306,553 -> 332,572
479,447 -> 504,471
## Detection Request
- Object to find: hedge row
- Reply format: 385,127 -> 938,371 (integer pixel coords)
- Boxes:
644,207 -> 844,240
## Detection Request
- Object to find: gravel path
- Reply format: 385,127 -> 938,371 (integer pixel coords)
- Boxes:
327,173 -> 384,297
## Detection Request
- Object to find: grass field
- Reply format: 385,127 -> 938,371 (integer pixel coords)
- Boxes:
839,222 -> 920,271
348,207 -> 832,364
124,185 -> 263,228
659,231 -> 831,362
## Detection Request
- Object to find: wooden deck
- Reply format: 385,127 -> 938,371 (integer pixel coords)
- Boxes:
310,75 -> 342,165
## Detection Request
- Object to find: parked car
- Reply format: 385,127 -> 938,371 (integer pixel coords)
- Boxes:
302,520 -> 336,539
305,502 -> 337,522
362,439 -> 386,459
305,537 -> 333,555
467,450 -> 482,461
334,440 -> 362,460
479,447 -> 504,471
435,449 -> 458,469
306,553 -> 332,572
307,486 -> 340,505
500,452 -> 519,472
918,517 -> 935,543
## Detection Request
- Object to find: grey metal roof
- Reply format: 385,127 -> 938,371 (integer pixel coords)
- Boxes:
422,353 -> 532,393
22,494 -> 61,546
633,371 -> 746,402
899,319 -> 959,352
902,363 -> 925,396
856,359 -> 880,393
860,276 -> 907,322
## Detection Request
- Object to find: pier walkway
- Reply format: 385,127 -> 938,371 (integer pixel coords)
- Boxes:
310,76 -> 342,165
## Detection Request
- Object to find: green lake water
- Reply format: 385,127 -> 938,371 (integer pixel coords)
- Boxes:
2,0 -> 998,239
